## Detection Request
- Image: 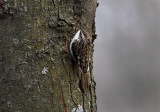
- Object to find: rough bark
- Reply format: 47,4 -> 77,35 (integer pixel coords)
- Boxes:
0,0 -> 97,112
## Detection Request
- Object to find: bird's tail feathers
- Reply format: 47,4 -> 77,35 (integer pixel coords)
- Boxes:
81,73 -> 89,92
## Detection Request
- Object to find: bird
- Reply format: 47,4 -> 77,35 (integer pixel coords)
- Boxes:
70,30 -> 92,92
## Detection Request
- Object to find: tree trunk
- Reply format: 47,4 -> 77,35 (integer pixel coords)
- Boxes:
0,0 -> 97,112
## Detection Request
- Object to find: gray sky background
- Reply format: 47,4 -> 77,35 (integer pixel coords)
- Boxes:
94,0 -> 160,112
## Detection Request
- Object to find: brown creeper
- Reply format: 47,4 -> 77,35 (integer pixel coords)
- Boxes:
70,30 -> 92,92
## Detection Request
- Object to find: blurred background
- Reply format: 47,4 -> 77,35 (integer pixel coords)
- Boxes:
94,0 -> 160,112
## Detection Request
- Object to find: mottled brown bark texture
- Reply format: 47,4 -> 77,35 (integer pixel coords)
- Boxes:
0,0 -> 97,112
